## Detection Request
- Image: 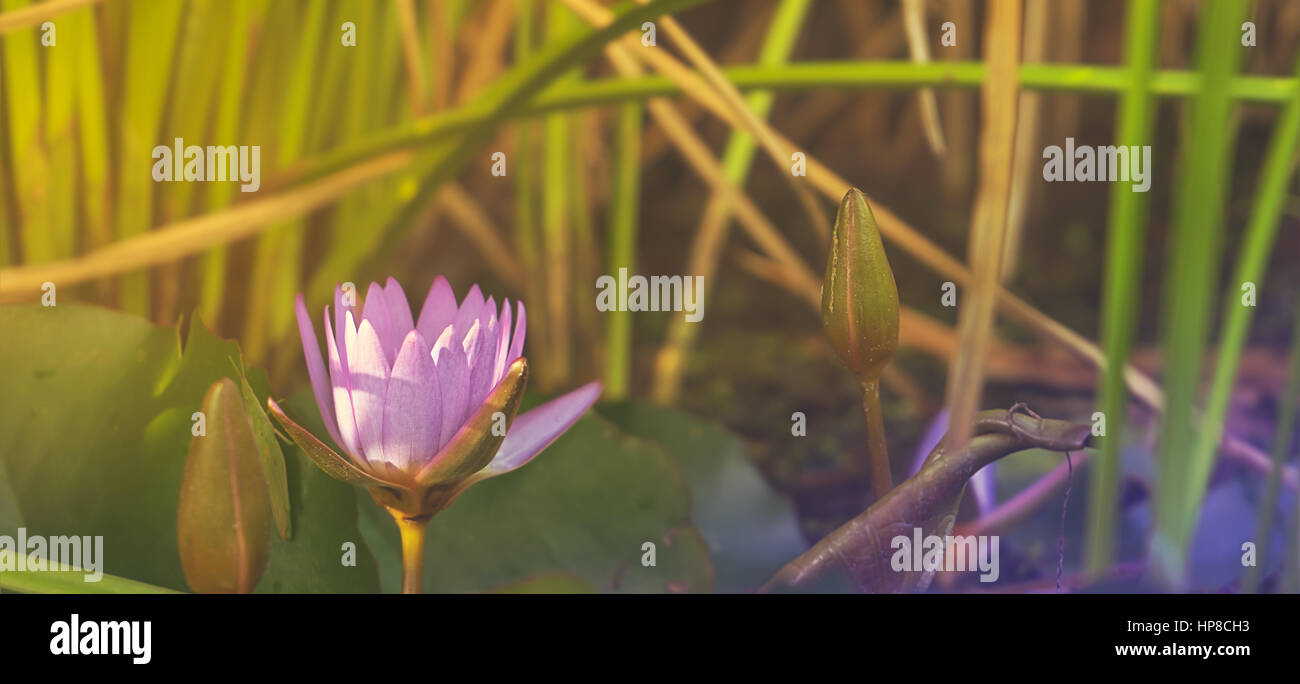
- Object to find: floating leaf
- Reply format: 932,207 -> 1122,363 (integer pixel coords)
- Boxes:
599,400 -> 806,593
353,405 -> 715,593
0,303 -> 380,592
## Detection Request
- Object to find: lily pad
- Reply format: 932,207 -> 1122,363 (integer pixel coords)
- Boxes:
0,303 -> 379,593
355,410 -> 715,593
598,400 -> 807,593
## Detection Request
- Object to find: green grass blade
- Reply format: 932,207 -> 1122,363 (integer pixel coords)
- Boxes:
0,550 -> 181,594
603,100 -> 642,399
43,4 -> 76,259
197,0 -> 258,328
306,0 -> 407,307
1,0 -> 51,263
113,0 -> 185,316
1151,0 -> 1250,587
650,0 -> 811,403
72,7 -> 109,254
162,0 -> 227,221
1084,0 -> 1161,577
356,0 -> 710,289
1229,56 -> 1300,593
244,0 -> 329,360
1247,299 -> 1300,593
514,0 -> 539,276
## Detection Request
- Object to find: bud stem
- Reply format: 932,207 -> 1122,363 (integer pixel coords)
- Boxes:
861,380 -> 893,499
390,510 -> 430,594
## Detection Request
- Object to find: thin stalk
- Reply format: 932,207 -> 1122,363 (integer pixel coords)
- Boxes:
569,113 -> 599,375
113,0 -> 184,316
539,1 -> 578,389
1244,301 -> 1300,593
513,0 -> 540,276
390,511 -> 429,595
1085,0 -> 1160,578
604,101 -> 642,400
862,381 -> 892,499
72,6 -> 109,256
43,0 -> 76,260
651,0 -> 812,404
275,62 -> 1300,195
306,0 -> 401,307
0,0 -> 100,34
1152,0 -> 1249,588
198,0 -> 258,328
2,0 -> 52,264
1194,49 -> 1300,590
941,0 -> 1021,452
245,0 -> 328,360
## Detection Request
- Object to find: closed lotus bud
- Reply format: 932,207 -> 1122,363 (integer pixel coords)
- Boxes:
821,188 -> 900,384
178,378 -> 273,594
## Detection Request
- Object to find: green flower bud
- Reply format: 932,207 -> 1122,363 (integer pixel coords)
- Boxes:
821,188 -> 900,384
177,378 -> 272,594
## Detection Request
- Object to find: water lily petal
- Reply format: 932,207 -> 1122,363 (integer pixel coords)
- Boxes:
484,380 -> 602,477
382,330 -> 441,472
346,315 -> 391,467
333,284 -> 361,374
451,284 -> 484,346
295,294 -> 341,446
384,277 -> 415,337
493,298 -> 513,385
362,281 -> 403,365
417,359 -> 529,490
432,323 -> 470,449
508,300 -> 526,363
416,275 -> 457,342
325,307 -> 363,460
468,296 -> 499,408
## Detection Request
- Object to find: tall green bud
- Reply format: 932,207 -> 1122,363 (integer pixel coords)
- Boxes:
821,188 -> 900,385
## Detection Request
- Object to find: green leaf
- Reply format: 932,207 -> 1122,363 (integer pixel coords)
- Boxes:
0,303 -> 380,593
0,549 -> 181,594
356,410 -> 715,593
599,400 -> 806,593
486,572 -> 598,594
0,459 -> 22,532
234,360 -> 292,540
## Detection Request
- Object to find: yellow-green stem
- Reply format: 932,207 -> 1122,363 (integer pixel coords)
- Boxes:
862,380 -> 892,499
390,510 -> 430,594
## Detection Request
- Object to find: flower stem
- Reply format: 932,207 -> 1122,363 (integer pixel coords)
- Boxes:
389,510 -> 430,594
861,380 -> 892,499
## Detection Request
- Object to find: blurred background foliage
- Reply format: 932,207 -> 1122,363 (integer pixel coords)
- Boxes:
1,0 -> 1299,591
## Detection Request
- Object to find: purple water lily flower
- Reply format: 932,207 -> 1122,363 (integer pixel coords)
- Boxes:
270,276 -> 601,519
